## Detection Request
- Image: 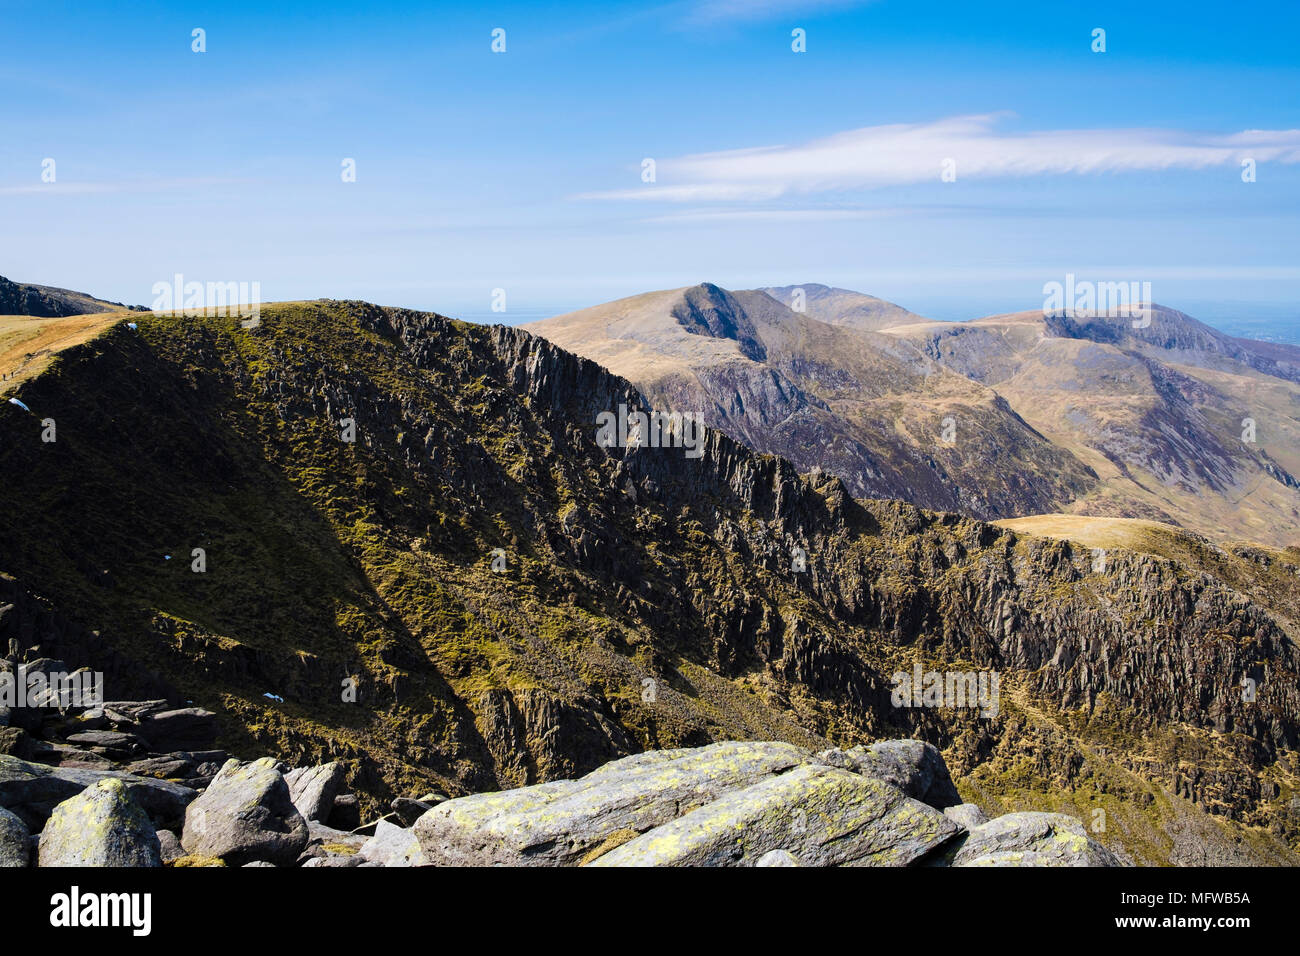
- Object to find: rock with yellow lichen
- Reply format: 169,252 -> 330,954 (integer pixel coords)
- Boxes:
589,763 -> 960,867
37,778 -> 161,867
411,739 -> 1131,868
180,757 -> 308,867
414,740 -> 809,866
951,812 -> 1122,867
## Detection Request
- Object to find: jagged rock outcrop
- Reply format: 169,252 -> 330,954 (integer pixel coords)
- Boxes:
0,727 -> 1145,867
406,739 -> 1115,868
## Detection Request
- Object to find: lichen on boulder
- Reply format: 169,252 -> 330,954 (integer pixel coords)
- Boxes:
37,778 -> 161,867
951,812 -> 1123,867
180,757 -> 308,867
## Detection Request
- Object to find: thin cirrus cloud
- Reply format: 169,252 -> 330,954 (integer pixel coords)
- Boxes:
575,114 -> 1300,203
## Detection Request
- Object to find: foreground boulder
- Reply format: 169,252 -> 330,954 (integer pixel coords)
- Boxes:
181,758 -> 308,867
414,741 -> 808,866
951,812 -> 1123,867
0,753 -> 195,829
284,762 -> 345,822
38,778 -> 161,867
0,806 -> 29,867
590,764 -> 959,867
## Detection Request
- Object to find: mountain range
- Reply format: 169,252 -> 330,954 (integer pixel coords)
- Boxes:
2,278 -> 1299,865
529,283 -> 1300,549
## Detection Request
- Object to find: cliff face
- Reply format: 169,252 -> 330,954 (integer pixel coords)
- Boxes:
1,300 -> 1298,864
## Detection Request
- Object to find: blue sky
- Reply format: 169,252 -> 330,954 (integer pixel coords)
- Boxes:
2,0 -> 1298,325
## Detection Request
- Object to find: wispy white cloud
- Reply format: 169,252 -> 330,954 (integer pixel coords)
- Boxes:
577,114 -> 1300,202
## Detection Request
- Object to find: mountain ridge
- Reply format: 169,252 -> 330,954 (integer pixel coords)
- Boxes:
529,283 -> 1300,548
2,298 -> 1299,864
530,283 -> 1100,522
0,274 -> 138,318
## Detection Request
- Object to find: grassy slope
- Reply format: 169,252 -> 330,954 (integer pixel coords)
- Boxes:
1,312 -> 125,389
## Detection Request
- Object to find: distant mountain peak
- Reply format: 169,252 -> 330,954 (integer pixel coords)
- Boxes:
0,274 -> 137,318
670,283 -> 768,362
760,283 -> 929,332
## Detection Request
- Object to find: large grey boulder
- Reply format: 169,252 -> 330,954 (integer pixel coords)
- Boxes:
0,806 -> 29,867
590,764 -> 960,867
359,820 -> 427,867
37,778 -> 161,867
817,740 -> 962,809
952,812 -> 1123,867
414,741 -> 809,866
284,762 -> 345,822
181,757 -> 308,867
0,753 -> 195,826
